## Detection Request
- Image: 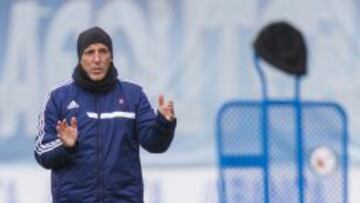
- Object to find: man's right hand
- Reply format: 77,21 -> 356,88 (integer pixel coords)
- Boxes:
56,117 -> 78,148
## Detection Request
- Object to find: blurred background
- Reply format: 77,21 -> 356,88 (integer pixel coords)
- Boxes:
0,0 -> 359,202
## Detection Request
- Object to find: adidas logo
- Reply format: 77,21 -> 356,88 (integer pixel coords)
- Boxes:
67,100 -> 79,110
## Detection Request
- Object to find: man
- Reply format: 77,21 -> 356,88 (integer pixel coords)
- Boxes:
34,26 -> 176,203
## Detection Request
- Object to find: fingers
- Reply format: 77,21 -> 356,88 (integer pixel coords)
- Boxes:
57,119 -> 66,132
71,117 -> 77,128
57,122 -> 64,140
157,94 -> 175,120
158,95 -> 174,107
56,121 -> 61,135
168,101 -> 175,118
168,100 -> 174,107
56,118 -> 77,134
158,94 -> 164,106
166,100 -> 174,114
169,101 -> 175,115
56,118 -> 78,148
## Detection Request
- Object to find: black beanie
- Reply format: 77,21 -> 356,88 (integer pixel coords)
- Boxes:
77,26 -> 113,60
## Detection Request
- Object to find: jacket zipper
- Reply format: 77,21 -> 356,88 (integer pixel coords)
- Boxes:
95,95 -> 102,202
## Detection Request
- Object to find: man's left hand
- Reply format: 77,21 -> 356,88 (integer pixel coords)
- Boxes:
158,95 -> 175,121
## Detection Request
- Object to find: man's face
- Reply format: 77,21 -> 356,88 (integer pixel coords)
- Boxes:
80,43 -> 112,82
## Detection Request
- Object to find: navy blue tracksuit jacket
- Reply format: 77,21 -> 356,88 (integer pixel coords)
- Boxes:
34,79 -> 176,203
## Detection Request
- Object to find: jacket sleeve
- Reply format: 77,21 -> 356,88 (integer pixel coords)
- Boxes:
136,89 -> 176,153
34,92 -> 78,169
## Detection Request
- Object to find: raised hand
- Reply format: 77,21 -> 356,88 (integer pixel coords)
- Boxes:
56,117 -> 78,148
158,95 -> 175,121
